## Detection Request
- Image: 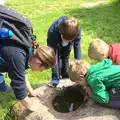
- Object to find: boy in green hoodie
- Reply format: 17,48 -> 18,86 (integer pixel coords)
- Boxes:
68,59 -> 120,108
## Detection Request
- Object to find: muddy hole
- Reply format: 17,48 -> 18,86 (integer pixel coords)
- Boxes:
52,85 -> 88,113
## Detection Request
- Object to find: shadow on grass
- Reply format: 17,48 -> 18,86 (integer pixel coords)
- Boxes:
65,0 -> 120,43
32,82 -> 47,89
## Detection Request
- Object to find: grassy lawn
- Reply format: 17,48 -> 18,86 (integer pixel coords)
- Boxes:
0,0 -> 120,119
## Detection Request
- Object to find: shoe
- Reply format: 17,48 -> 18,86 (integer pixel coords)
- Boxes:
0,82 -> 13,93
62,73 -> 69,79
4,86 -> 13,93
47,80 -> 59,88
0,86 -> 13,93
61,68 -> 69,79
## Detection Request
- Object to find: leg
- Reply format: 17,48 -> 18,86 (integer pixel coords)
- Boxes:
107,88 -> 120,108
0,72 -> 6,91
48,48 -> 60,87
99,88 -> 120,108
0,72 -> 13,93
61,44 -> 72,79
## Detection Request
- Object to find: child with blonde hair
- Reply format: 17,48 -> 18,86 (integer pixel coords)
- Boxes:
68,59 -> 120,108
88,38 -> 120,64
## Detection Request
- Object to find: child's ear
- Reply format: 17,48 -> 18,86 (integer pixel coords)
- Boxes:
36,59 -> 42,66
100,52 -> 105,56
79,75 -> 85,81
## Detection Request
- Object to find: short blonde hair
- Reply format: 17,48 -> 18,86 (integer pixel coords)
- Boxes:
88,38 -> 108,61
68,60 -> 90,82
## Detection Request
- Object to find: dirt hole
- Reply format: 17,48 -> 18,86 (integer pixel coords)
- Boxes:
52,85 -> 88,113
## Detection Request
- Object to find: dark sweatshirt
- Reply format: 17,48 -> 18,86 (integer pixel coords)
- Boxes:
0,41 -> 29,100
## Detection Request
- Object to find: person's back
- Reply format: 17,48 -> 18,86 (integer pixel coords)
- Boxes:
0,4 -> 35,48
0,42 -> 29,98
108,43 -> 120,64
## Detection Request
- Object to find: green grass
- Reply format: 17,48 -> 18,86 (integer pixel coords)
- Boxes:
0,0 -> 120,119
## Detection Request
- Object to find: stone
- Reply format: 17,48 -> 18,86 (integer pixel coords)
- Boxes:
11,79 -> 120,120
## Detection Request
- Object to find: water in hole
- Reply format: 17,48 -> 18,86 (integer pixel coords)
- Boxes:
52,86 -> 85,113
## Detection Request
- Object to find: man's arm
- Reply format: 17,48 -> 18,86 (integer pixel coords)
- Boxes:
73,27 -> 81,60
47,29 -> 60,86
25,75 -> 44,97
25,75 -> 33,95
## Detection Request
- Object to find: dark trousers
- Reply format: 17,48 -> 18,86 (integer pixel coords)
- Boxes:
99,88 -> 120,109
51,44 -> 72,84
0,64 -> 8,91
60,45 -> 71,78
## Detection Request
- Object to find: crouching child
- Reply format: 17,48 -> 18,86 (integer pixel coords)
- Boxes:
68,59 -> 120,108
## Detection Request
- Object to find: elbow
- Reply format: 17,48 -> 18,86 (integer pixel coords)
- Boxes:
92,95 -> 109,104
100,98 -> 109,103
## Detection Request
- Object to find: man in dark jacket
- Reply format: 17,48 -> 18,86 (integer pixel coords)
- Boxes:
47,16 -> 81,87
0,5 -> 56,111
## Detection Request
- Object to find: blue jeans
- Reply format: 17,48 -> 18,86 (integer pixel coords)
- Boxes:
0,72 -> 7,91
0,72 -> 4,84
0,57 -> 5,84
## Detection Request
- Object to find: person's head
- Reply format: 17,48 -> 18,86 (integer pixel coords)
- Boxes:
59,17 -> 79,44
68,60 -> 90,87
28,46 -> 56,72
88,38 -> 109,61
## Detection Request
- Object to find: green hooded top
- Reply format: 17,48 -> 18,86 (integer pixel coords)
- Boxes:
86,59 -> 120,103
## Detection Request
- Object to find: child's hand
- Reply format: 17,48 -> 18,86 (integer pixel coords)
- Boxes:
87,87 -> 92,97
29,89 -> 44,98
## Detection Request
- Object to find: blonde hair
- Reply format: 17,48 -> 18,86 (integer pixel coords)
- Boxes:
68,60 -> 90,82
33,46 -> 56,68
88,38 -> 109,61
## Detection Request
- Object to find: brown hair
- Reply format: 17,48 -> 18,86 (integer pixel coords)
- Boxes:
32,41 -> 39,49
33,46 -> 56,68
68,60 -> 90,82
59,17 -> 79,40
88,39 -> 109,61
